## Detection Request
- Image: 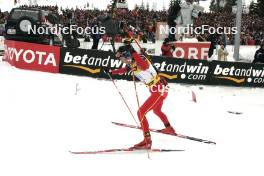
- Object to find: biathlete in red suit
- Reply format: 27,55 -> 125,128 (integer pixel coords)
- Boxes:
110,44 -> 176,149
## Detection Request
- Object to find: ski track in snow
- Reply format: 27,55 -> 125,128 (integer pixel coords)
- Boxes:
0,61 -> 264,176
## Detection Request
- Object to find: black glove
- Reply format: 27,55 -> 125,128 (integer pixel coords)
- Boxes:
125,44 -> 136,54
171,45 -> 176,51
117,46 -> 126,53
260,53 -> 264,60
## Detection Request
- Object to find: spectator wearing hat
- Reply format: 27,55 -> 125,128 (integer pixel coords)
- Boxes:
161,38 -> 175,57
91,18 -> 101,50
218,44 -> 229,62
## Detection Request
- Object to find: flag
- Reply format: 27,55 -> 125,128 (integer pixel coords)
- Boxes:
191,90 -> 197,103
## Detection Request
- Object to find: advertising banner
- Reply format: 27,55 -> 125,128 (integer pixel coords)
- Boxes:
151,56 -> 211,84
210,61 -> 264,87
172,42 -> 210,60
59,48 -> 264,87
4,40 -> 60,73
59,48 -> 211,84
4,44 -> 262,88
59,47 -> 125,80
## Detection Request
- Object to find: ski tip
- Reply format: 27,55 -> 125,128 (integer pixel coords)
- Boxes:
160,149 -> 185,152
69,151 -> 84,154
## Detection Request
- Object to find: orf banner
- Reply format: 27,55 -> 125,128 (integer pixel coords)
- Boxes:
210,61 -> 264,87
4,40 -> 60,73
151,56 -> 211,85
172,42 -> 210,60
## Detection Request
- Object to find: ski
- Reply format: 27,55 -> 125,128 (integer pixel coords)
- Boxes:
69,148 -> 184,154
227,111 -> 243,115
112,121 -> 216,145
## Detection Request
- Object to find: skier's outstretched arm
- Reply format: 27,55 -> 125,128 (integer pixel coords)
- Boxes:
131,52 -> 149,71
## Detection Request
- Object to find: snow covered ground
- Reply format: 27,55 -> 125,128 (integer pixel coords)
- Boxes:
0,58 -> 264,176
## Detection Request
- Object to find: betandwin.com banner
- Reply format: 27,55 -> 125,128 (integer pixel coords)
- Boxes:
59,47 -> 132,80
59,47 -> 264,87
210,61 -> 264,87
151,56 -> 211,84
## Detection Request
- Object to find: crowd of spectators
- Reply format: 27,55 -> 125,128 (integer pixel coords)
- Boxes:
0,10 -> 8,24
0,5 -> 264,45
61,7 -> 168,43
194,12 -> 264,45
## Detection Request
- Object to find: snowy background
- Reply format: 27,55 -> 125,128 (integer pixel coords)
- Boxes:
1,1 -> 264,176
1,50 -> 264,176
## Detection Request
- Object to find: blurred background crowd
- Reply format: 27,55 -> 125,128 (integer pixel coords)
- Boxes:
0,3 -> 264,45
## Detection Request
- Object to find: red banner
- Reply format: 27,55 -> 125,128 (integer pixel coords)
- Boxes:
4,40 -> 60,73
172,42 -> 210,60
